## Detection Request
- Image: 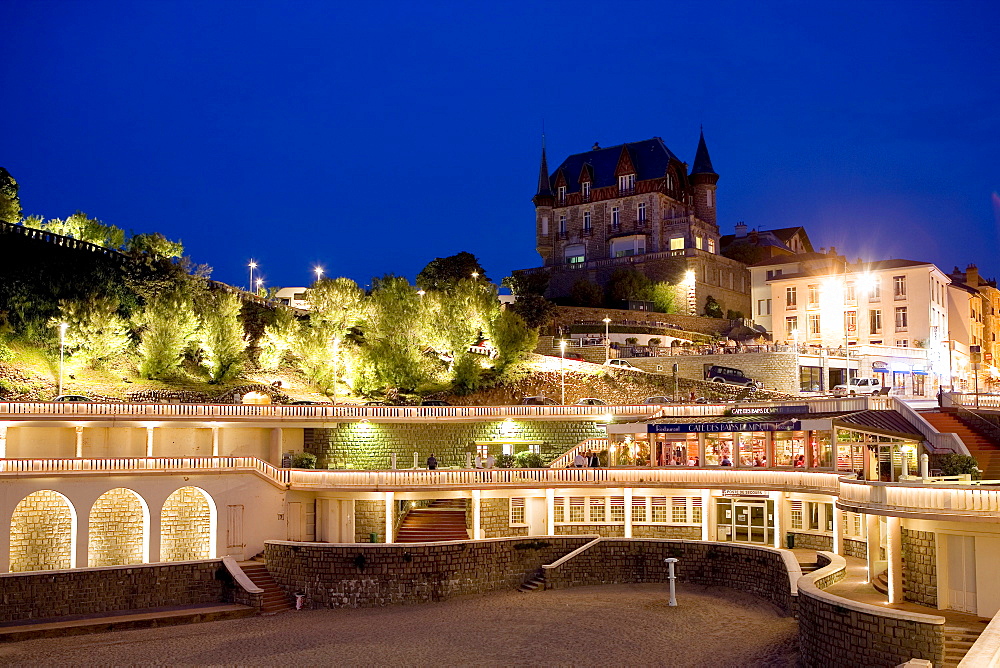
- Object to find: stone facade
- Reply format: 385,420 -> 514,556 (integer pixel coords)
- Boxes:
354,500 -> 386,543
553,525 -> 700,540
902,528 -> 937,607
480,498 -> 527,538
9,490 -> 73,572
546,305 -> 730,338
161,486 -> 212,561
305,421 -> 608,470
542,539 -> 796,613
626,351 -> 799,393
789,532 -> 834,551
263,537 -> 594,608
0,560 -> 226,623
88,487 -> 145,567
843,538 -> 867,560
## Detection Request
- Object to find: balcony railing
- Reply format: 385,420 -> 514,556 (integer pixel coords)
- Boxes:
838,477 -> 1000,519
0,456 -> 291,485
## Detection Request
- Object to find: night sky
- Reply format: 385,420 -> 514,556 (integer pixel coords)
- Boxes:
4,1 -> 999,291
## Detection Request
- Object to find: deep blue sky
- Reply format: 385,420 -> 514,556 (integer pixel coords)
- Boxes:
4,1 -> 999,291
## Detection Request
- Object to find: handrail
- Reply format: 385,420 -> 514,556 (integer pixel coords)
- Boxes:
549,438 -> 608,468
0,456 -> 291,485
959,606 -> 1000,667
542,535 -> 602,569
839,476 -> 1000,517
221,555 -> 264,594
893,397 -> 967,454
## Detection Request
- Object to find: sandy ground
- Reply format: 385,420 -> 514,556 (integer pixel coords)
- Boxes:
0,583 -> 798,667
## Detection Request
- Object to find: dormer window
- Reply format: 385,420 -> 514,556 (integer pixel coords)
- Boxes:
581,182 -> 591,201
618,174 -> 635,193
666,172 -> 675,191
557,185 -> 566,203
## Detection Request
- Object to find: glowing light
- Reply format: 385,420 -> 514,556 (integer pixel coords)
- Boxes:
417,289 -> 426,297
684,270 -> 696,286
471,271 -> 479,280
603,413 -> 614,423
314,266 -> 324,281
855,273 -> 877,296
248,261 -> 257,270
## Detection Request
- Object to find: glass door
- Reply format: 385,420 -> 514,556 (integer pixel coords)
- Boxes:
733,501 -> 771,545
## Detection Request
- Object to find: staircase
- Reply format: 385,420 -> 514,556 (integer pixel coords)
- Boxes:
519,570 -> 546,593
919,410 -> 1000,478
395,499 -> 470,543
942,626 -> 983,667
549,438 -> 608,468
239,561 -> 295,615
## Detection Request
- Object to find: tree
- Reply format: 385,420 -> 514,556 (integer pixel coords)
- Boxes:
502,270 -> 549,297
649,282 -> 679,314
416,251 -> 487,291
0,167 -> 21,223
703,295 -> 724,319
42,211 -> 125,249
507,294 -> 555,330
606,267 -> 652,304
54,296 -> 131,368
136,290 -> 197,378
258,307 -> 299,370
570,279 -> 604,307
488,309 -> 537,369
197,291 -> 246,383
126,232 -> 184,258
362,276 -> 436,392
306,277 -> 367,394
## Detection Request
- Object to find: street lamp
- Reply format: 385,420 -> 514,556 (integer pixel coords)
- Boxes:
602,317 -> 611,361
314,266 -> 324,282
248,260 -> 257,292
471,271 -> 479,280
58,322 -> 68,396
417,289 -> 426,298
255,278 -> 263,296
559,339 -> 567,404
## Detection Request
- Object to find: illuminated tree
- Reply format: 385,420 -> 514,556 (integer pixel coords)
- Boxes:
196,291 -> 245,383
136,290 -> 197,378
126,232 -> 184,258
54,297 -> 131,368
0,167 -> 21,223
416,251 -> 487,291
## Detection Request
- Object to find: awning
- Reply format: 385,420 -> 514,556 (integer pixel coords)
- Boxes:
912,368 -> 928,375
872,367 -> 888,372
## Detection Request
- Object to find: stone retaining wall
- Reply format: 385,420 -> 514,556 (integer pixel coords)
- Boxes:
480,498 -> 527,538
797,552 -> 945,667
902,528 -> 937,607
355,500 -> 387,543
626,351 -> 798,393
541,539 -> 798,614
263,537 -> 594,608
843,538 -> 867,560
789,532 -> 834,551
0,560 -> 227,623
553,525 -> 701,540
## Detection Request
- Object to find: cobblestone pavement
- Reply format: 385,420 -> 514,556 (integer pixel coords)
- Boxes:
0,583 -> 798,667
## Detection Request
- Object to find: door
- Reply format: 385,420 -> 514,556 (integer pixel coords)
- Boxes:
733,501 -> 770,545
526,497 -> 546,536
287,501 -> 303,542
948,534 -> 977,614
226,504 -> 245,556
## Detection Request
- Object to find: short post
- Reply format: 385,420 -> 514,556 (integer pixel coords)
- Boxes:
391,453 -> 397,470
920,453 -> 929,481
900,447 -> 909,478
665,558 -> 678,606
413,451 -> 419,469
466,452 -> 472,468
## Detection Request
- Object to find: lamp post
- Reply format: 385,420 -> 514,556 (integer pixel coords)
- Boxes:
603,317 -> 611,362
255,277 -> 263,297
417,289 -> 426,298
58,322 -> 68,396
314,266 -> 324,283
471,271 -> 479,280
560,339 -> 567,405
248,260 -> 257,292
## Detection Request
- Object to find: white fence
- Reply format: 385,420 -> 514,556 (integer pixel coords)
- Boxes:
891,397 -> 968,454
0,456 -> 291,484
839,478 -> 1000,518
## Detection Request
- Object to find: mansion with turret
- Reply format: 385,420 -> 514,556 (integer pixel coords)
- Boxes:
519,133 -> 752,317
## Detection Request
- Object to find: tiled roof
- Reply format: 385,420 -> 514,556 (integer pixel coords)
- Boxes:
849,259 -> 934,271
833,410 -> 923,439
750,252 -> 840,268
547,138 -> 680,193
691,131 -> 716,175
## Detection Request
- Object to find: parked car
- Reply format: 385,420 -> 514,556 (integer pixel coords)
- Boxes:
704,365 -> 758,387
644,396 -> 671,405
288,400 -> 329,405
833,378 -> 883,396
564,352 -> 585,361
574,397 -> 607,406
53,394 -> 91,402
421,400 -> 452,406
522,396 -> 559,406
363,401 -> 387,406
604,359 -> 643,371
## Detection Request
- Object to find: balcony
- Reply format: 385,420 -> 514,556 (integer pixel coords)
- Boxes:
838,477 -> 1000,520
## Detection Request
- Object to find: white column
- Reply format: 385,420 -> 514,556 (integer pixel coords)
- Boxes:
804,431 -> 814,468
0,423 -> 7,458
211,426 -> 220,457
75,426 -> 84,458
546,489 -> 555,535
472,490 -> 482,540
832,505 -> 843,554
886,515 -> 903,603
148,507 -> 161,563
701,490 -> 711,541
384,491 -> 395,544
765,433 -> 774,468
624,488 -> 633,538
269,428 -> 282,466
697,434 -> 706,467
74,514 -> 87,569
772,494 -> 782,548
145,426 -> 154,457
865,513 -> 880,584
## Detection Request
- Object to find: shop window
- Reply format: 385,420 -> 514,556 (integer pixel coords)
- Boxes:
568,497 -> 585,523
631,497 -> 647,523
790,501 -> 803,529
589,497 -> 606,523
510,498 -> 525,525
610,497 -> 625,523
800,366 -> 822,392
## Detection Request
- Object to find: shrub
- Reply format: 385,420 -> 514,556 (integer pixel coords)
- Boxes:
292,452 -> 317,469
937,453 -> 980,477
624,337 -> 638,345
648,338 -> 662,347
495,453 -> 516,468
514,451 -> 545,468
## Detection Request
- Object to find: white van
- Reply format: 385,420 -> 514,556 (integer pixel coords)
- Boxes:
833,378 -> 883,396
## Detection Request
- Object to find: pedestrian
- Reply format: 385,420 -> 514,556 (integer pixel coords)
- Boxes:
474,454 -> 483,469
936,386 -> 944,408
426,453 -> 438,470
589,451 -> 601,467
485,453 -> 496,469
574,452 -> 586,467
721,455 -> 732,466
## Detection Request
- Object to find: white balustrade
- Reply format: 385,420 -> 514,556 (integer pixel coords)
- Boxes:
839,477 -> 1000,518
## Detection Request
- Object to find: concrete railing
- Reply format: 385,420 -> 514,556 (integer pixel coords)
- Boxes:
549,438 -> 608,468
952,393 -> 1000,411
959,606 -> 1000,667
0,456 -> 291,486
0,402 -> 654,421
892,397 -> 968,454
839,477 -> 1000,519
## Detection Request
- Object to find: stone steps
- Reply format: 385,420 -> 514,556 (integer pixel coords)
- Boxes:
941,626 -> 983,667
518,572 -> 546,593
239,562 -> 294,615
396,507 -> 470,543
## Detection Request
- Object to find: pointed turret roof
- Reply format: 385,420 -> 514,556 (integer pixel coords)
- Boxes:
691,129 -> 716,175
536,139 -> 552,196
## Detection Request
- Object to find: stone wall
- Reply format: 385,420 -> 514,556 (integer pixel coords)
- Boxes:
625,351 -> 799,393
902,528 -> 937,607
263,537 -> 594,608
555,525 -> 625,537
843,538 -> 867,560
553,525 -> 700,540
798,553 -> 944,667
789,532 -> 834,551
305,420 -> 608,470
0,560 -> 227,623
542,539 -> 797,614
88,487 -> 145,567
480,498 -> 527,538
355,500 -> 386,543
161,486 -> 213,561
9,490 -> 74,572
547,305 -> 729,337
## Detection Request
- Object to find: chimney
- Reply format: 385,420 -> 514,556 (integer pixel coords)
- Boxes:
828,246 -> 837,256
966,263 -> 980,286
592,142 -> 601,150
735,222 -> 748,238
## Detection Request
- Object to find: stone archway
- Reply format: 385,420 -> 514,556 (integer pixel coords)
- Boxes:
9,490 -> 76,572
88,488 -> 148,567
160,486 -> 216,561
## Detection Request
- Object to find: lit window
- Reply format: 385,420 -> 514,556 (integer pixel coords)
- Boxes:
869,281 -> 881,301
669,237 -> 684,251
707,239 -> 715,253
695,236 -> 703,250
510,498 -> 525,525
671,497 -> 687,523
808,285 -> 819,305
589,497 -> 605,523
786,287 -> 797,307
845,310 -> 857,333
631,497 -> 646,523
553,497 -> 565,523
651,497 -> 668,523
786,316 -> 798,338
790,501 -> 803,529
610,497 -> 625,523
895,306 -> 908,331
569,497 -> 585,523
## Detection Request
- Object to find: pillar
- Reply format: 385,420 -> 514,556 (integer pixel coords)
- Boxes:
211,426 -> 220,457
697,434 -> 706,467
75,426 -> 84,458
701,490 -> 711,541
148,506 -> 161,563
865,513 -> 880,584
624,488 -> 633,538
384,492 -> 395,544
765,433 -> 774,468
772,494 -> 782,548
145,426 -> 154,457
733,433 -> 742,468
74,515 -> 88,569
832,504 -> 843,554
546,489 -> 555,535
886,515 -> 903,603
472,490 -> 482,540
0,423 -> 7,458
804,431 -> 814,469
269,428 -> 282,466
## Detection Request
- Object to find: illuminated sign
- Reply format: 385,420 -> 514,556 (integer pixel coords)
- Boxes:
722,490 -> 768,498
727,405 -> 807,416
649,421 -> 801,433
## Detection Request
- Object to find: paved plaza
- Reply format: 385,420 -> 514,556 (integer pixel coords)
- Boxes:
0,584 -> 797,666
